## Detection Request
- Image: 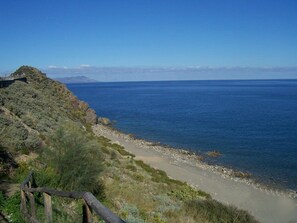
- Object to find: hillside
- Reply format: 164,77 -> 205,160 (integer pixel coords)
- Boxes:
0,66 -> 258,222
1,66 -> 97,171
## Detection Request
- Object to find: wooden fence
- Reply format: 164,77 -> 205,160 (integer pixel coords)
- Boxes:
20,171 -> 126,223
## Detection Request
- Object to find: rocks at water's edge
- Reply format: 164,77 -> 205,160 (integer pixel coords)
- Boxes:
206,150 -> 221,157
98,117 -> 112,126
85,108 -> 97,124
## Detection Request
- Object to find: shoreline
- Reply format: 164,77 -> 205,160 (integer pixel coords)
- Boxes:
95,124 -> 296,198
93,124 -> 297,223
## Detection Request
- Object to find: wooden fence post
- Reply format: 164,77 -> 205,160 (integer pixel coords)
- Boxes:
28,192 -> 36,219
44,193 -> 53,223
20,190 -> 27,214
20,171 -> 125,223
26,176 -> 36,219
82,201 -> 93,223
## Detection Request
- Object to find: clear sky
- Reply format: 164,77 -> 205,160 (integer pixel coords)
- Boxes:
0,0 -> 296,80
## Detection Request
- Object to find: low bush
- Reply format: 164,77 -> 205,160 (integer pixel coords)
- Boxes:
126,164 -> 137,172
0,192 -> 25,223
109,143 -> 135,157
165,199 -> 259,223
168,185 -> 211,200
21,113 -> 37,129
135,160 -> 184,186
120,203 -> 146,223
42,123 -> 104,195
0,114 -> 42,153
24,133 -> 42,151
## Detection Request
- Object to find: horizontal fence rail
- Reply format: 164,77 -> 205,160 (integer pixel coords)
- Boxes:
20,171 -> 125,223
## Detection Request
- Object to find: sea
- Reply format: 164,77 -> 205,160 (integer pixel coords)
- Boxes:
67,80 -> 297,191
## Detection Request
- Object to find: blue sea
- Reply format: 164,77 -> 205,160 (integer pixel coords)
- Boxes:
67,80 -> 297,191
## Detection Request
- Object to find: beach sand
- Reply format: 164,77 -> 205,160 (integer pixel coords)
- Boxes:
93,124 -> 297,223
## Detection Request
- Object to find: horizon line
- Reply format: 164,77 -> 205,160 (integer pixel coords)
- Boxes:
61,78 -> 297,84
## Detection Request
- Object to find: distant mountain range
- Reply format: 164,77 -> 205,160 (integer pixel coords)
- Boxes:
55,76 -> 98,83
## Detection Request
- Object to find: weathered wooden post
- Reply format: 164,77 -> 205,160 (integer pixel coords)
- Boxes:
28,192 -> 36,219
27,176 -> 36,219
43,193 -> 53,223
82,200 -> 93,223
20,189 -> 27,214
20,171 -> 125,223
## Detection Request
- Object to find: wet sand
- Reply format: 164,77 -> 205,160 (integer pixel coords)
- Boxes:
93,124 -> 297,223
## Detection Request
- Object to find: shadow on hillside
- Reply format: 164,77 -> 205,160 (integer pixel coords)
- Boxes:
0,146 -> 18,180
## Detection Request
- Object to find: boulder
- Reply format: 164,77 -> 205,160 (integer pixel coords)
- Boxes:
98,117 -> 112,126
84,108 -> 97,124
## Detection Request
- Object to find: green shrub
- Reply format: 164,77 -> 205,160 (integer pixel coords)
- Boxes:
24,133 -> 42,151
168,185 -> 211,200
0,117 -> 28,151
135,160 -> 184,185
126,164 -> 137,172
0,192 -> 25,223
110,150 -> 118,160
135,160 -> 155,173
0,191 -> 5,208
130,173 -> 144,182
109,143 -> 135,157
0,115 -> 12,126
120,203 -> 146,223
11,162 -> 30,183
96,136 -> 135,157
43,123 -> 104,195
165,199 -> 259,223
21,113 -> 36,128
34,167 -> 60,188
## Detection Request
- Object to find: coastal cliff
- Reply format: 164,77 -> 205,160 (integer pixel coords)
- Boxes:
0,66 -> 258,222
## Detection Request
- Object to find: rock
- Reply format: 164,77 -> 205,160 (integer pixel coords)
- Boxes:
78,101 -> 89,112
98,117 -> 112,126
231,171 -> 251,178
206,150 -> 221,157
85,108 -> 97,124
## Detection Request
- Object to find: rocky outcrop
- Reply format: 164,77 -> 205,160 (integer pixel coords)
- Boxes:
85,108 -> 97,124
98,117 -> 112,126
206,150 -> 221,157
76,101 -> 98,124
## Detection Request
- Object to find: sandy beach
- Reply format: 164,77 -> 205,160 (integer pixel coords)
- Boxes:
93,124 -> 297,223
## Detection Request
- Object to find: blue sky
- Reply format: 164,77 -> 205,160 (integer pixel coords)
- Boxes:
0,0 -> 296,81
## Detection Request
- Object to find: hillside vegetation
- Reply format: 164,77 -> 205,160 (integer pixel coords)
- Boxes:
0,66 -> 258,222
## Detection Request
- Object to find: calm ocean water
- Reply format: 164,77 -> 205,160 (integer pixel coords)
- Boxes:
68,80 -> 297,191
